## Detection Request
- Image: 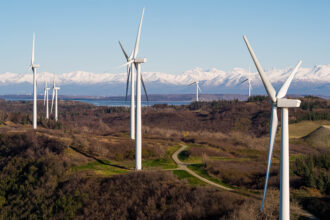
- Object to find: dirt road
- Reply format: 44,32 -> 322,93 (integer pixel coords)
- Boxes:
171,144 -> 233,191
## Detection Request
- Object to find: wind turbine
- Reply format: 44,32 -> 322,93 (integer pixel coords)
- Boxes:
118,40 -> 148,140
243,35 -> 302,220
44,81 -> 50,119
239,64 -> 252,97
51,79 -> 60,121
121,8 -> 148,170
28,33 -> 40,129
188,81 -> 201,101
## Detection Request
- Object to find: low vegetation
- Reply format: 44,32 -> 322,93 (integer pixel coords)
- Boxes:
0,131 -> 272,219
0,96 -> 328,219
293,154 -> 330,194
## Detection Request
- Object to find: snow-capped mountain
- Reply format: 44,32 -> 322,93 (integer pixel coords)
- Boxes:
0,65 -> 329,96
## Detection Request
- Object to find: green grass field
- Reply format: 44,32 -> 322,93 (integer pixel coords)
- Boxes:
172,170 -> 206,186
166,145 -> 182,156
289,120 -> 330,138
143,158 -> 177,169
187,164 -> 235,189
142,144 -> 180,169
210,156 -> 251,161
178,149 -> 203,163
73,160 -> 129,176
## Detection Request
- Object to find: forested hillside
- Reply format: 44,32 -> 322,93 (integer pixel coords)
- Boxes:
0,96 -> 328,219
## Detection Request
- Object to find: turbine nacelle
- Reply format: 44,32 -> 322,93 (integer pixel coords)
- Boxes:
32,64 -> 40,69
120,57 -> 147,67
277,98 -> 301,108
271,98 -> 301,108
134,58 -> 147,63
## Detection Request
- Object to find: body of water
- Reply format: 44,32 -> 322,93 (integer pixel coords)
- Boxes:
4,97 -> 191,107
73,100 -> 191,107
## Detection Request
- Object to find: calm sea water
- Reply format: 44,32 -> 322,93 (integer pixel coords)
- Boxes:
5,98 -> 191,107
72,100 -> 191,107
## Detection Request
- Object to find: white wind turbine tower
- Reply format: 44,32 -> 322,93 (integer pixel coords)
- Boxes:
44,81 -> 50,119
243,35 -> 302,220
239,64 -> 252,97
188,81 -> 201,101
121,8 -> 148,170
118,41 -> 148,139
51,79 -> 60,121
28,33 -> 40,129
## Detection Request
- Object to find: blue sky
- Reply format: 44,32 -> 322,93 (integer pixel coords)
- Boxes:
0,0 -> 329,74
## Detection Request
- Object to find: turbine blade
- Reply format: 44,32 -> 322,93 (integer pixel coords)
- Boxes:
133,8 -> 145,59
44,89 -> 46,105
198,85 -> 202,92
31,33 -> 35,65
239,78 -> 249,85
129,51 -> 134,60
243,35 -> 276,102
118,40 -> 129,61
120,60 -> 134,68
261,106 -> 278,211
28,65 -> 32,72
276,60 -> 302,99
141,74 -> 149,102
125,65 -> 131,101
23,65 -> 32,75
188,82 -> 196,86
51,89 -> 55,113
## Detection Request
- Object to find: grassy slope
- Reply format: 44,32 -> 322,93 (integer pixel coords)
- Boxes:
143,145 -> 180,169
187,164 -> 235,189
73,160 -> 129,176
303,125 -> 330,148
289,120 -> 330,138
172,170 -> 206,186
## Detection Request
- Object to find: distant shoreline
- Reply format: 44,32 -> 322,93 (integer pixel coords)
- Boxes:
0,94 -> 328,102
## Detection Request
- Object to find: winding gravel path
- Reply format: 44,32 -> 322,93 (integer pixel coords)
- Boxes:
171,144 -> 233,191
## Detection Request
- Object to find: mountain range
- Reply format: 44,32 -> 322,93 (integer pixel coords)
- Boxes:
0,65 -> 329,96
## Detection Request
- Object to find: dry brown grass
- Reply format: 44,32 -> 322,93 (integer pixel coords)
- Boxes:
144,126 -> 182,141
205,159 -> 280,189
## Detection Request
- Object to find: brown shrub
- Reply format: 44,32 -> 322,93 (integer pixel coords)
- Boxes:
205,160 -> 280,189
57,171 -> 272,220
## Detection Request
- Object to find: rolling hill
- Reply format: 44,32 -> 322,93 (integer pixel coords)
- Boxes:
303,125 -> 330,148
